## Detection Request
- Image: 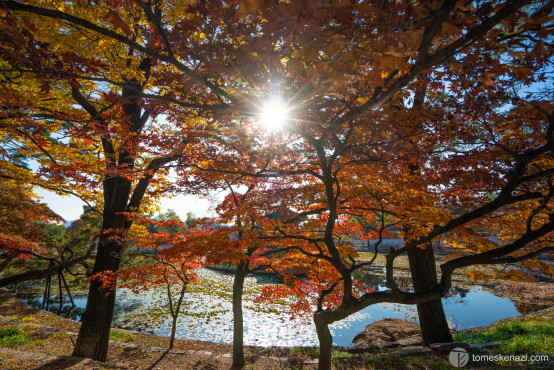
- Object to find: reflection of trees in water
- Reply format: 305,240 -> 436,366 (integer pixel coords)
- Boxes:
352,270 -> 384,291
19,294 -> 84,320
446,287 -> 470,301
253,273 -> 283,285
15,279 -> 144,322
513,302 -> 540,315
57,304 -> 83,320
353,270 -> 415,292
353,270 -> 478,299
114,299 -> 143,316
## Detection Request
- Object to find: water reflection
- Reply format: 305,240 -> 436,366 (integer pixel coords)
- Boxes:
15,269 -> 523,346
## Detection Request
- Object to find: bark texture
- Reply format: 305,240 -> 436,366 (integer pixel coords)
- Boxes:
314,314 -> 333,370
232,261 -> 247,368
72,207 -> 128,361
407,243 -> 453,346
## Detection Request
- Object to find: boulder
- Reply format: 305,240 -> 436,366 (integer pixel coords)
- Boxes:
396,337 -> 422,347
376,341 -> 400,349
352,318 -> 421,348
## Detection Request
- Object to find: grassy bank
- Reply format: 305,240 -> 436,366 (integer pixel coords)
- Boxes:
454,316 -> 553,365
0,288 -> 552,369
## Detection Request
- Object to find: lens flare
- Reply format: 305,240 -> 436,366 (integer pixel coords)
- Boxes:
260,100 -> 288,131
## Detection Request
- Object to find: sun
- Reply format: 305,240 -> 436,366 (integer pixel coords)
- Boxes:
259,100 -> 289,131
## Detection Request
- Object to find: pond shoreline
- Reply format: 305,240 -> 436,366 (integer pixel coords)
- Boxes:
1,287 -> 552,369
5,279 -> 553,337
12,266 -> 535,347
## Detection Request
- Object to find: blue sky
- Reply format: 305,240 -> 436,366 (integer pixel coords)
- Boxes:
35,188 -> 216,222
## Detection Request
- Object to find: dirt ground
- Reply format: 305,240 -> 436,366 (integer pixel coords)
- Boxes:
0,288 -> 455,369
0,283 -> 552,369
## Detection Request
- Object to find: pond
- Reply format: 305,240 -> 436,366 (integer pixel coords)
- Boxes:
14,268 -> 523,347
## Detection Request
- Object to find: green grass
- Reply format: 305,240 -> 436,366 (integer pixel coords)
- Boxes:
291,346 -> 317,357
359,354 -> 455,370
109,330 -> 136,343
454,319 -> 554,355
331,349 -> 355,358
0,327 -> 31,346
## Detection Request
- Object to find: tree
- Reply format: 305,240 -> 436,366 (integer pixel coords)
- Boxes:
0,6 -> 175,360
0,181 -> 98,289
118,226 -> 200,351
184,2 -> 553,368
0,0 -> 235,360
405,82 -> 453,345
170,116 -> 314,367
0,179 -> 63,273
91,213 -> 201,366
169,188 -> 272,367
3,1 -> 553,367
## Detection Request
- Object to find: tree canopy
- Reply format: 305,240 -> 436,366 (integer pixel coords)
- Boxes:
0,0 -> 553,368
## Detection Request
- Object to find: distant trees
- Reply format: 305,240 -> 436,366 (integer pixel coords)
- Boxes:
0,180 -> 63,274
0,200 -> 97,288
146,209 -> 196,234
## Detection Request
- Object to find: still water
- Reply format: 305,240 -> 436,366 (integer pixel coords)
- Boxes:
15,268 -> 521,346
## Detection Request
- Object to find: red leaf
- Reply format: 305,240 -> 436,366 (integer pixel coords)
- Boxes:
105,10 -> 132,36
40,82 -> 51,95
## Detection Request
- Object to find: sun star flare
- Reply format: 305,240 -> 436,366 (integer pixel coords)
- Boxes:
259,100 -> 289,131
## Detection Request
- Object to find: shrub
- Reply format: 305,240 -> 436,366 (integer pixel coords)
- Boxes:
0,327 -> 30,346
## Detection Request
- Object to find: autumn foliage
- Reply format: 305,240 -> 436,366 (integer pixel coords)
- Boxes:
0,0 -> 553,368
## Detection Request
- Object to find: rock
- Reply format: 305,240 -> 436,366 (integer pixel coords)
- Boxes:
352,318 -> 421,348
469,342 -> 501,351
376,341 -> 400,349
488,282 -> 554,312
304,359 -> 319,365
429,341 -> 470,352
216,353 -> 231,359
396,336 -> 422,347
397,347 -> 433,356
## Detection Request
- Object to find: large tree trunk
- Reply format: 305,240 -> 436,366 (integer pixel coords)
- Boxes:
73,183 -> 129,361
232,261 -> 248,368
407,242 -> 453,346
72,232 -> 124,360
314,313 -> 333,370
70,63 -> 154,361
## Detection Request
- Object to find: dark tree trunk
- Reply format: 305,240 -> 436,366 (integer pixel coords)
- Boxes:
232,261 -> 247,368
70,60 -> 156,361
73,178 -> 130,361
71,234 -> 124,360
407,242 -> 453,346
314,313 -> 333,370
